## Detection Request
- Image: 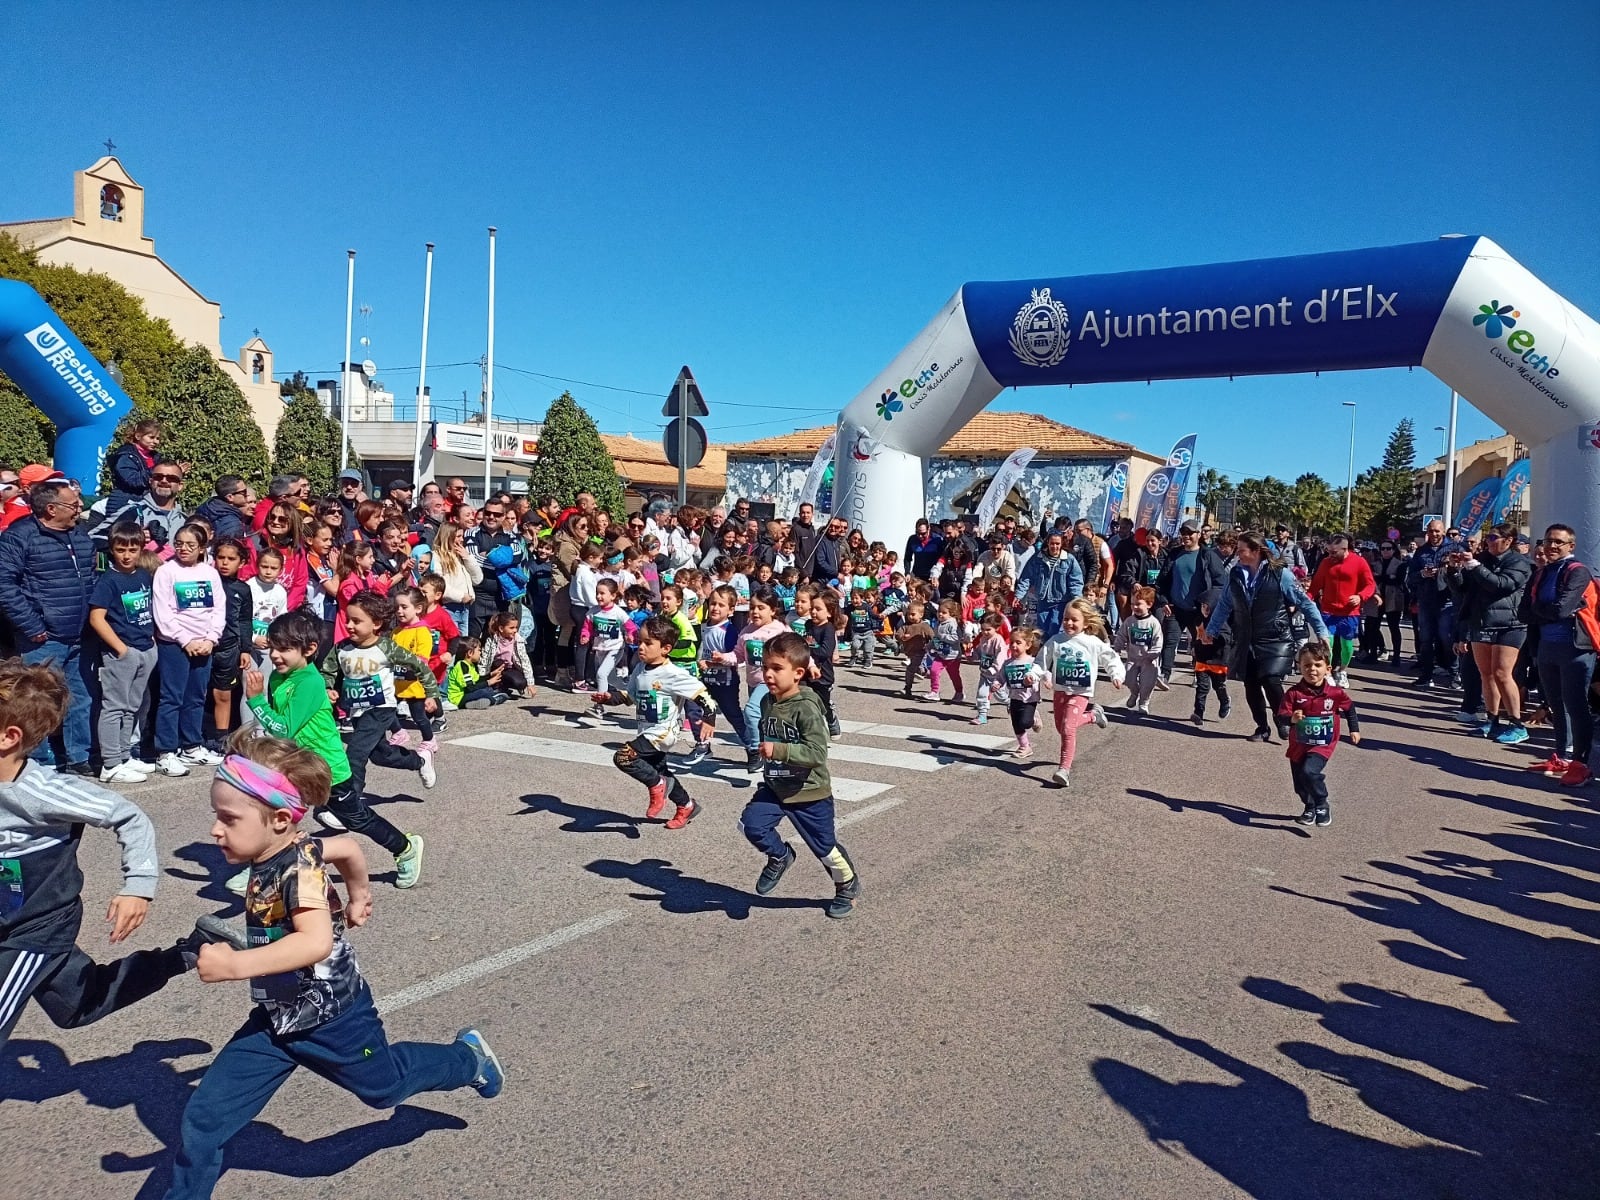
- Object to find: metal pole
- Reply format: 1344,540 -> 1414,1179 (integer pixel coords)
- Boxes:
412,243 -> 434,486
483,227 -> 496,503
1342,401 -> 1357,532
340,250 -> 355,470
1442,389 -> 1459,525
676,374 -> 688,506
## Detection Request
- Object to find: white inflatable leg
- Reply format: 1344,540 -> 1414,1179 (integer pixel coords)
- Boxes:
830,430 -> 928,545
1531,429 -> 1600,569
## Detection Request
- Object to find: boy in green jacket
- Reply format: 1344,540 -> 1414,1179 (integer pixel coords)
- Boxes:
242,610 -> 426,890
742,632 -> 861,919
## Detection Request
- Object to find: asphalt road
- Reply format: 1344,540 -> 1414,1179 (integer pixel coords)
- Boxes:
4,651 -> 1596,1199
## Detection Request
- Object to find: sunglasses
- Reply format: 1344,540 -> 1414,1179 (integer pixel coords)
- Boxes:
151,474 -> 183,483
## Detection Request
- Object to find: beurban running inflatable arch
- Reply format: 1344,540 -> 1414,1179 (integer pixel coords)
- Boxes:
0,280 -> 131,489
833,237 -> 1600,563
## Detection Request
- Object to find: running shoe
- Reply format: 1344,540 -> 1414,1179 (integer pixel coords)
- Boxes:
418,748 -> 437,789
745,750 -> 763,775
1452,710 -> 1487,725
177,913 -> 250,969
826,862 -> 861,920
1294,807 -> 1316,826
1560,762 -> 1592,788
1136,703 -> 1151,716
645,780 -> 668,820
456,1028 -> 506,1098
1124,692 -> 1139,709
664,800 -> 698,830
920,692 -> 940,703
970,713 -> 988,725
681,742 -> 711,767
387,729 -> 413,748
155,752 -> 191,777
1051,768 -> 1071,788
99,762 -> 148,785
755,846 -> 796,895
1153,674 -> 1171,692
1524,754 -> 1571,777
1494,725 -> 1530,745
313,808 -> 347,833
571,681 -> 592,693
180,745 -> 224,766
1092,705 -> 1109,730
1314,806 -> 1332,827
1246,729 -> 1274,743
395,835 -> 425,888
1217,699 -> 1232,719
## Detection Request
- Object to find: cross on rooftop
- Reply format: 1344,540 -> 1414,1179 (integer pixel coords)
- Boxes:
103,138 -> 116,154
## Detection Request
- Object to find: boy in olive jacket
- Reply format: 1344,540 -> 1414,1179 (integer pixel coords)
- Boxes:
741,632 -> 861,919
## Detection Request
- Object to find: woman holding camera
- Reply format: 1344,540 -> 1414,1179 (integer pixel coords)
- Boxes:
1447,523 -> 1533,744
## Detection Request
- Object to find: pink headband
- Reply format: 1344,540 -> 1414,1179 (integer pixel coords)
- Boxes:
217,755 -> 307,823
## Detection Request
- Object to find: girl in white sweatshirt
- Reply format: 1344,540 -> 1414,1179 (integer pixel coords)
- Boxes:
1040,597 -> 1125,789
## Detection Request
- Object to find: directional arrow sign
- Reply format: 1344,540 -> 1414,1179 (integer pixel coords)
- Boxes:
662,365 -> 709,417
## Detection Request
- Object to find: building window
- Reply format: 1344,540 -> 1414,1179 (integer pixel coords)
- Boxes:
100,184 -> 124,221
251,352 -> 265,384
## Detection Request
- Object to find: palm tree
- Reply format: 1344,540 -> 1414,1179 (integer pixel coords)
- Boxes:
1195,467 -> 1233,527
1288,472 -> 1339,535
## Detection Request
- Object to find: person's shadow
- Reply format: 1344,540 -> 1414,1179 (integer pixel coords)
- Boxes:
519,792 -> 642,838
2,1037 -> 466,1198
587,856 -> 820,920
165,841 -> 244,909
1125,788 -> 1308,835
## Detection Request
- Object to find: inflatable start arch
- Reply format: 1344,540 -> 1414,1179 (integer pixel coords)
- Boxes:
832,237 -> 1600,563
0,280 -> 131,488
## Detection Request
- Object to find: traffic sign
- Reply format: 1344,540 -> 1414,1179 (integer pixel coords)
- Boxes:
662,366 -> 708,417
663,417 -> 707,470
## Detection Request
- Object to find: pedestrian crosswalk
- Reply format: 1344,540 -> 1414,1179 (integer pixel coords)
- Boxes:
448,708 -> 1011,808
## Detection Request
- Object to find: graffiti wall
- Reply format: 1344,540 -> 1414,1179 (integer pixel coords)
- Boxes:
725,457 -> 1121,527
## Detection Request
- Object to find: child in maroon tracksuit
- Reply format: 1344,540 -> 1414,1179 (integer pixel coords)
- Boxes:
1278,641 -> 1361,828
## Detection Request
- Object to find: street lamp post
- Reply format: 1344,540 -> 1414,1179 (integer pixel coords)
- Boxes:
1342,401 -> 1357,533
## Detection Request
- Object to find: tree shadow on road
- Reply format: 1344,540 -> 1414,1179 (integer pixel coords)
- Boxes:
1091,784 -> 1600,1198
518,792 -> 642,838
1124,787 -> 1308,835
0,1037 -> 466,1199
586,856 -> 819,920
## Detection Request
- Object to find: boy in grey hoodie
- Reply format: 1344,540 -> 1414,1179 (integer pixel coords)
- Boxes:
741,632 -> 861,919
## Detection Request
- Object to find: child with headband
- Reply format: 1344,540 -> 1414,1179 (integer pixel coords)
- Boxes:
166,731 -> 505,1199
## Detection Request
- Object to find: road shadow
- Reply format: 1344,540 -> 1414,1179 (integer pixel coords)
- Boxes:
1091,779 -> 1600,1198
165,841 -> 244,909
0,1037 -> 466,1199
519,792 -> 642,838
1124,787 -> 1308,834
586,856 -> 820,920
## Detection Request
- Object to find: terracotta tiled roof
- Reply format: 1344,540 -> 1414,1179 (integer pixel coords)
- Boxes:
600,433 -> 727,491
722,411 -> 1163,462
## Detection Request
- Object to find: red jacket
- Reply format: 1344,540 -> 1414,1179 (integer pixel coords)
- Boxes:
1308,553 -> 1376,618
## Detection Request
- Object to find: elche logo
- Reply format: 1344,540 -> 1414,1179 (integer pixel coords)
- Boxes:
1010,288 -> 1071,367
1145,473 -> 1171,497
24,322 -> 65,355
875,389 -> 903,420
1167,447 -> 1192,469
877,361 -> 950,420
1475,298 -> 1557,379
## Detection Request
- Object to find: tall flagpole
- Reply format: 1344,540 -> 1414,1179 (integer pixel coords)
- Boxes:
411,243 -> 434,486
482,227 -> 497,502
340,250 -> 356,471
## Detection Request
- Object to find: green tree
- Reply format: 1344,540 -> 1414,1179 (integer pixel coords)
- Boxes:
1195,467 -> 1233,527
274,376 -> 358,496
1288,472 -> 1339,534
143,346 -> 270,506
1353,418 -> 1418,537
525,391 -> 624,516
1235,475 -> 1292,528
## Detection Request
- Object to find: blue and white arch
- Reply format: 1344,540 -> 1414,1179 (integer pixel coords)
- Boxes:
832,237 -> 1600,562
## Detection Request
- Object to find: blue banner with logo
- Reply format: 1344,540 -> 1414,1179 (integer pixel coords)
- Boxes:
961,239 -> 1477,389
1157,434 -> 1198,535
1494,458 -> 1530,522
1100,460 -> 1129,531
1133,466 -> 1175,531
1453,478 -> 1503,535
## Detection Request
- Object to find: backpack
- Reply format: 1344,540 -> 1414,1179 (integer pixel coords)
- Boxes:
1552,561 -> 1600,651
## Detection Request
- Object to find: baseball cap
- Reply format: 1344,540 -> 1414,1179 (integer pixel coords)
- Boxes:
1179,522 -> 1198,534
18,464 -> 65,488
386,478 -> 414,492
338,469 -> 362,483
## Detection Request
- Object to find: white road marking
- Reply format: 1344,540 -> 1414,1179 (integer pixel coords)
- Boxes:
848,721 -> 1012,751
825,743 -> 948,772
376,910 -> 630,1015
448,731 -> 895,803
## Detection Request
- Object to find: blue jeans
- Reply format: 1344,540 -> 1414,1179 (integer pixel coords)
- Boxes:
165,984 -> 477,1200
21,639 -> 92,765
1415,603 -> 1454,678
155,641 -> 212,753
1034,605 -> 1063,643
742,683 -> 768,752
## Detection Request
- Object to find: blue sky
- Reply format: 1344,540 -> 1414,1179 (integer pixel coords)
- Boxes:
3,2 -> 1597,488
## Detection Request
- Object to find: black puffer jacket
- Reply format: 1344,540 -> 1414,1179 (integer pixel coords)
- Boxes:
1447,549 -> 1532,635
0,516 -> 96,643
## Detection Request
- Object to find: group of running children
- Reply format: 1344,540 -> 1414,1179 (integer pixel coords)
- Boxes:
0,530 -> 1363,1199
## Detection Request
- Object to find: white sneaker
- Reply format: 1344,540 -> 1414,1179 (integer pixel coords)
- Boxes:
1092,705 -> 1109,730
180,745 -> 224,766
126,757 -> 159,774
1136,703 -> 1151,716
313,809 -> 347,833
418,748 -> 437,790
155,752 -> 191,777
1051,768 -> 1071,788
99,763 -> 148,785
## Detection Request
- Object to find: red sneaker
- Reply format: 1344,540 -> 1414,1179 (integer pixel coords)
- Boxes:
1526,753 -> 1569,776
1559,762 -> 1592,788
645,781 -> 668,819
664,800 -> 698,830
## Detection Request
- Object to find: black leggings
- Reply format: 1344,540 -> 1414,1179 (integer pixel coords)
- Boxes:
1243,661 -> 1287,736
613,737 -> 689,805
1009,700 -> 1037,737
807,681 -> 836,727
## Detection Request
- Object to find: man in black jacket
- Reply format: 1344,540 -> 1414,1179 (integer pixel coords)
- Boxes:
791,503 -> 821,579
903,519 -> 944,581
0,481 -> 97,773
813,516 -> 845,582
